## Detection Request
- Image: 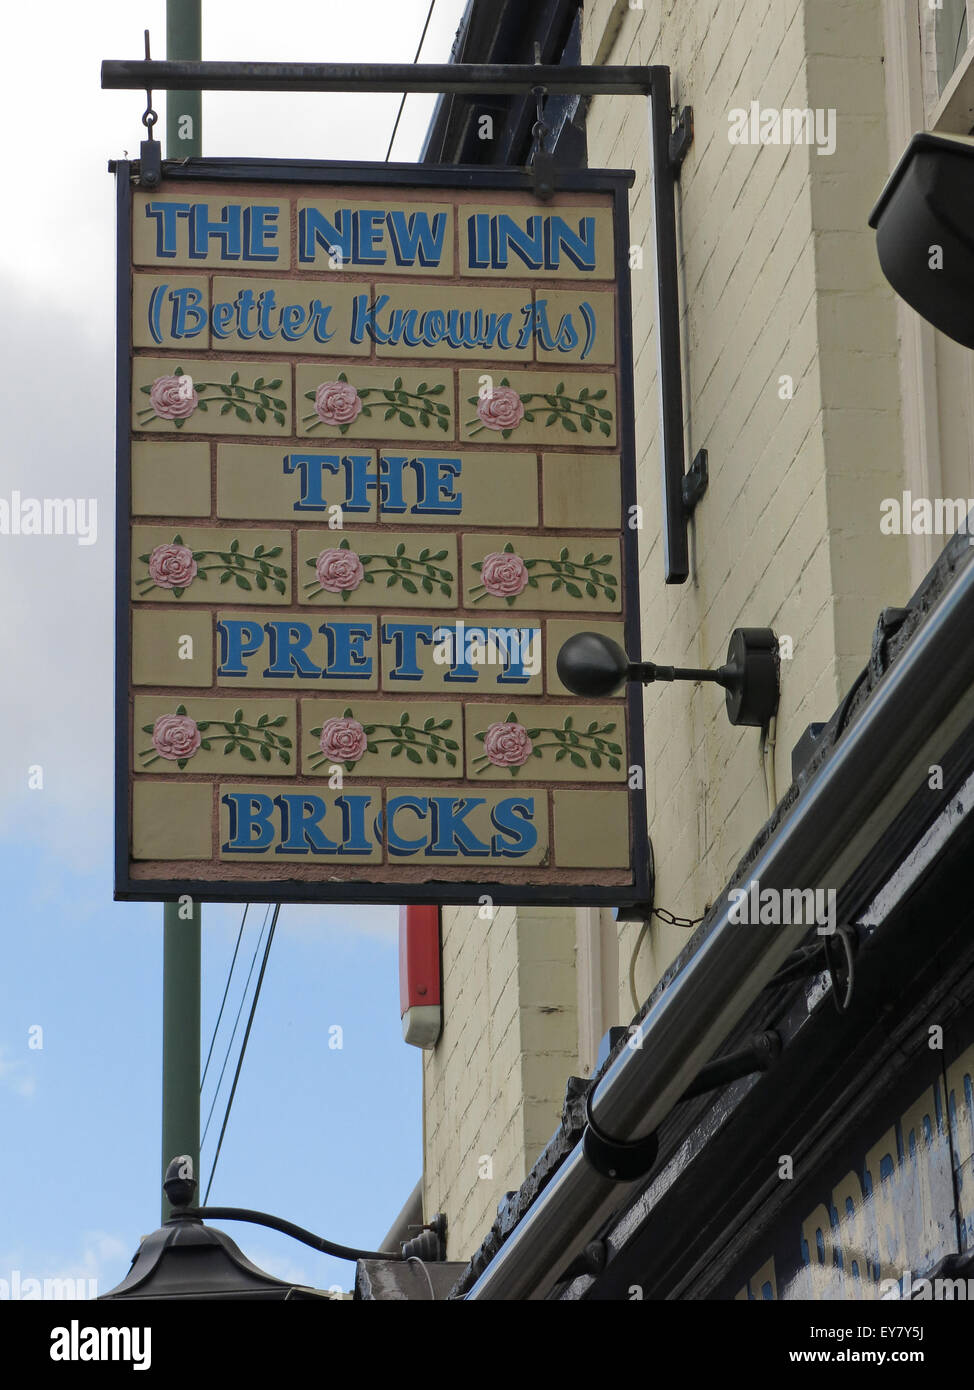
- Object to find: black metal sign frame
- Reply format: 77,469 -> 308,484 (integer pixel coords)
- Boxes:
113,156 -> 651,906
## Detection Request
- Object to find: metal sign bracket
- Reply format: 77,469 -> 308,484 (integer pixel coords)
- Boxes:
101,58 -> 699,584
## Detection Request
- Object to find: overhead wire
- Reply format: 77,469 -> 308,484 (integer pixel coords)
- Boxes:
383,0 -> 438,161
201,904 -> 270,1150
203,904 -> 281,1204
200,903 -> 249,1094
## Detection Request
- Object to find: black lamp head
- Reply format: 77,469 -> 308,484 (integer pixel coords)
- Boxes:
870,133 -> 974,349
556,632 -> 630,697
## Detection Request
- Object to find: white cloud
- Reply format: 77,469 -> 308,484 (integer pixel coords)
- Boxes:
0,1048 -> 37,1099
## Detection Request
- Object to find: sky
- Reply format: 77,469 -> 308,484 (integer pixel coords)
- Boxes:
0,0 -> 469,1298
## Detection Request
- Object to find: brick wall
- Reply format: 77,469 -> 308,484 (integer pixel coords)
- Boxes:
423,0 -> 912,1251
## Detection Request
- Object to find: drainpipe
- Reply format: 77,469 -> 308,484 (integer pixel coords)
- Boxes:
466,552 -> 974,1299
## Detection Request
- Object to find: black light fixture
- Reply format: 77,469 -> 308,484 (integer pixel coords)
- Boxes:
556,628 -> 779,727
99,1156 -> 443,1301
869,132 -> 974,348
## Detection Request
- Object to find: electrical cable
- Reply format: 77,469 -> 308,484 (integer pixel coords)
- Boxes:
203,904 -> 281,1204
628,919 -> 651,1014
407,1254 -> 437,1299
200,903 -> 249,1094
201,905 -> 270,1150
383,0 -> 438,161
759,714 -> 778,817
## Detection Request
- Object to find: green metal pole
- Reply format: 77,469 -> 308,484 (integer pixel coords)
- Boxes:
162,902 -> 201,1220
161,0 -> 202,1223
166,0 -> 201,157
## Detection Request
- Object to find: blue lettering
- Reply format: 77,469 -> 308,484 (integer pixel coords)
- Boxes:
144,202 -> 190,258
386,795 -> 429,856
387,210 -> 447,267
218,619 -> 264,677
411,456 -> 461,515
298,207 -> 349,263
546,215 -> 596,272
189,203 -> 242,260
336,795 -> 373,855
343,454 -> 378,513
490,797 -> 538,857
242,205 -> 280,261
283,453 -> 340,511
428,797 -> 490,857
263,621 -> 321,679
325,621 -> 373,679
353,210 -> 386,265
168,285 -> 207,340
382,621 -> 434,680
275,794 -> 337,854
222,792 -> 275,852
493,214 -> 543,271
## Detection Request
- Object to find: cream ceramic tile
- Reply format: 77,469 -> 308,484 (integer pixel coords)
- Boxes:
297,531 -> 457,609
462,535 -> 621,613
132,781 -> 212,860
132,191 -> 291,269
133,274 -> 210,350
459,369 -> 616,446
132,610 -> 213,687
379,616 -> 544,696
218,783 -> 383,862
541,452 -> 622,529
369,283 -> 533,360
135,696 -> 296,776
533,289 -> 617,365
465,703 -> 625,782
132,526 -> 291,604
215,610 -> 379,690
301,699 -> 463,778
459,203 -> 615,279
384,786 -> 549,865
375,451 -> 539,529
131,441 -> 211,518
553,789 -> 631,867
210,275 -> 370,356
296,198 -> 454,275
295,364 -> 454,443
132,358 -> 292,436
217,445 -> 378,523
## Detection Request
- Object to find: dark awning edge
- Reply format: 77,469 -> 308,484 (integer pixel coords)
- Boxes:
451,522 -> 974,1299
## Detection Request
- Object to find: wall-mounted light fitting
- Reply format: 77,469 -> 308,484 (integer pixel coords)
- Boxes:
869,132 -> 974,348
556,628 -> 779,727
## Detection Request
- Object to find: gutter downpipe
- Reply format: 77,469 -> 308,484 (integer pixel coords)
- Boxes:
466,553 -> 974,1299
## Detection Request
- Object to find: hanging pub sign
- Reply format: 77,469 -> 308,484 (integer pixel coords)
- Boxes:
113,158 -> 648,905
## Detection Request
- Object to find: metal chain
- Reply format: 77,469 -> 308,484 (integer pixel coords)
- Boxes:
652,906 -> 706,930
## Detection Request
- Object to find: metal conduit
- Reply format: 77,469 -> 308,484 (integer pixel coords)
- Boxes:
467,554 -> 974,1298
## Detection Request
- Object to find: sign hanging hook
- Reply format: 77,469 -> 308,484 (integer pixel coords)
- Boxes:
139,29 -> 162,188
529,41 -> 555,202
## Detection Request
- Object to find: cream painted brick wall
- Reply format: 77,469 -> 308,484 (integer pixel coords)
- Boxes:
423,0 -> 917,1259
422,904 -> 577,1259
580,0 -> 911,1011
